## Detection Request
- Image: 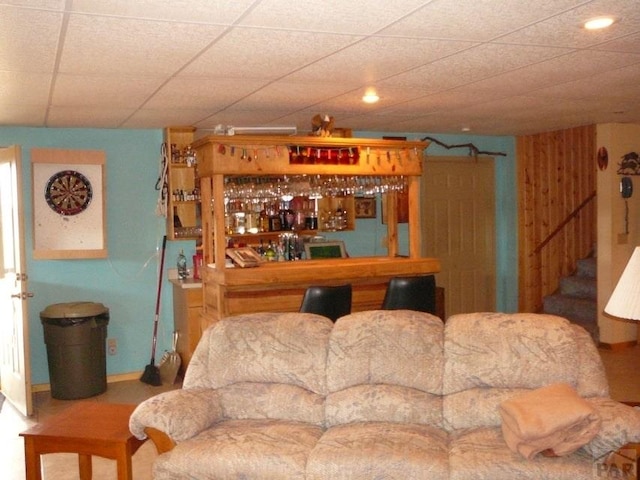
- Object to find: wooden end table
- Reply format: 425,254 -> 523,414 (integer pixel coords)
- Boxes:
20,402 -> 147,480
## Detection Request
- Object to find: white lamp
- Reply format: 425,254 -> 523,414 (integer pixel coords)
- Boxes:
604,247 -> 640,320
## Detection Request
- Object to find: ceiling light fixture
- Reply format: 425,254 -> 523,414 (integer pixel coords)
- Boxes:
583,16 -> 616,30
362,90 -> 380,104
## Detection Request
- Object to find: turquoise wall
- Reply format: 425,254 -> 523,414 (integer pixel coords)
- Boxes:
0,127 -> 197,385
0,127 -> 517,386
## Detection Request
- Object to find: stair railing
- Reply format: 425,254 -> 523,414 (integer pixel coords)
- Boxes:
532,190 -> 597,256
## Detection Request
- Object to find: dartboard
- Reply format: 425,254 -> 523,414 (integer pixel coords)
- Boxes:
45,170 -> 93,216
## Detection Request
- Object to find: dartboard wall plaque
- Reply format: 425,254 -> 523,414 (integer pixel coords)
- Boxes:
45,170 -> 93,216
32,149 -> 106,259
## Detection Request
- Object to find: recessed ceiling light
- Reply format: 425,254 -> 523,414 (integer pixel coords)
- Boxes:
461,126 -> 471,132
362,90 -> 379,104
583,16 -> 616,30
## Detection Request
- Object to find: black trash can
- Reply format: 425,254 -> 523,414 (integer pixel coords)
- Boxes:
40,302 -> 109,400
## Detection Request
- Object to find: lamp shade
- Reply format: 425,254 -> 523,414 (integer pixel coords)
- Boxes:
604,247 -> 640,321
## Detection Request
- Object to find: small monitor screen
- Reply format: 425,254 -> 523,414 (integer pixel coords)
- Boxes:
304,241 -> 346,259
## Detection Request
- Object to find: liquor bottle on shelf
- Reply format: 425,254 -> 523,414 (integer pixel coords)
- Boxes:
259,203 -> 270,233
177,250 -> 188,280
265,241 -> 276,261
268,203 -> 282,231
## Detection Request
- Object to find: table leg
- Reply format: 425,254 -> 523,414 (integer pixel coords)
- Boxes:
78,454 -> 92,480
23,438 -> 42,480
115,445 -> 134,480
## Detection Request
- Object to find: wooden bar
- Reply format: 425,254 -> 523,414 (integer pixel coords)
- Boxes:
200,256 -> 441,327
192,134 -> 439,330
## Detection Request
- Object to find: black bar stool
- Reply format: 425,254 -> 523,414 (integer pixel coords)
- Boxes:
381,275 -> 437,315
299,284 -> 352,322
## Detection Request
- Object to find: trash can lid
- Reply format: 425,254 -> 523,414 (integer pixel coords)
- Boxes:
40,301 -> 108,319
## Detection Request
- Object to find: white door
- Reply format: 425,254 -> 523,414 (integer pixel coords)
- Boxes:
0,145 -> 32,416
422,157 -> 496,317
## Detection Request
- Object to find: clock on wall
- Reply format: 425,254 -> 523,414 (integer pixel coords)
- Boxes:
44,169 -> 93,216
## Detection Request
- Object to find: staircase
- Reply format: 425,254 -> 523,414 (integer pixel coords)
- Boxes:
542,255 -> 599,343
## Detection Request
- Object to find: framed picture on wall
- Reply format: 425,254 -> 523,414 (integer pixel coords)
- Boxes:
355,197 -> 376,218
32,148 -> 107,259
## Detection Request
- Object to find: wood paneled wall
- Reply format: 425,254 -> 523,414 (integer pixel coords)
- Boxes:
517,125 -> 597,312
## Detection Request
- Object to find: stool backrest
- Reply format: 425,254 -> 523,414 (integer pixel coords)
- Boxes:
300,284 -> 352,322
381,275 -> 436,315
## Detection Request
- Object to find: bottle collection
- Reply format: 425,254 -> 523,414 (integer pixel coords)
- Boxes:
225,197 -> 323,235
251,233 -> 304,262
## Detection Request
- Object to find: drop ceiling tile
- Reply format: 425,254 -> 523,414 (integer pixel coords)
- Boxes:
52,74 -> 165,107
594,31 -> 640,54
46,106 -> 138,128
463,50 -> 640,98
195,110 -> 303,130
144,76 -> 267,109
285,36 -> 477,84
182,27 -> 362,79
525,63 -> 640,100
123,107 -> 215,128
221,81 -> 357,112
71,0 -> 256,24
379,0 -> 589,41
59,14 -> 226,75
378,88 -> 510,115
3,0 -> 65,9
0,5 -> 62,72
0,71 -> 52,104
376,42 -> 571,91
0,105 -> 48,127
498,0 -> 640,48
236,0 -> 430,34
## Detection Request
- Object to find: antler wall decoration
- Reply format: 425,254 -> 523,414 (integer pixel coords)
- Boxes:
421,136 -> 507,159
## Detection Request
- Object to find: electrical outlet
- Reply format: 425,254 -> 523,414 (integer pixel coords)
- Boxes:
107,338 -> 117,355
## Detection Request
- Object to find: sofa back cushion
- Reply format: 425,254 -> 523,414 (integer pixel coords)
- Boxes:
183,312 -> 333,424
325,310 -> 444,428
442,312 -> 609,430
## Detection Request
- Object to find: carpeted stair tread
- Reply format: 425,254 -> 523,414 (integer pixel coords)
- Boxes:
576,257 -> 597,279
542,254 -> 598,343
543,294 -> 597,323
559,275 -> 597,299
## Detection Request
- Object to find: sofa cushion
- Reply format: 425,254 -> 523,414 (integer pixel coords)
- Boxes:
184,312 -> 333,395
443,387 -> 522,431
219,382 -> 325,426
449,427 -> 594,480
571,325 -> 609,397
327,310 -> 443,394
326,384 -> 442,428
443,313 -> 583,395
154,418 -> 323,480
307,422 -> 448,480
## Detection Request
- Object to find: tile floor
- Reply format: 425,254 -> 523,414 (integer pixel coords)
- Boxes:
1,345 -> 639,480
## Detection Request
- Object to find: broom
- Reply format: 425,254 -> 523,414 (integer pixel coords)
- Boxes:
140,235 -> 167,386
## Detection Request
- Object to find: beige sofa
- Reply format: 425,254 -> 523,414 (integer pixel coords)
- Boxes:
130,310 -> 640,479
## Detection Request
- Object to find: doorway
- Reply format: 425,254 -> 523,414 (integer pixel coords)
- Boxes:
421,156 -> 496,317
0,145 -> 32,416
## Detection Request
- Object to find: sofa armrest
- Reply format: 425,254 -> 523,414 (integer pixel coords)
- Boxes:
144,427 -> 177,454
582,397 -> 640,458
129,388 -> 222,443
